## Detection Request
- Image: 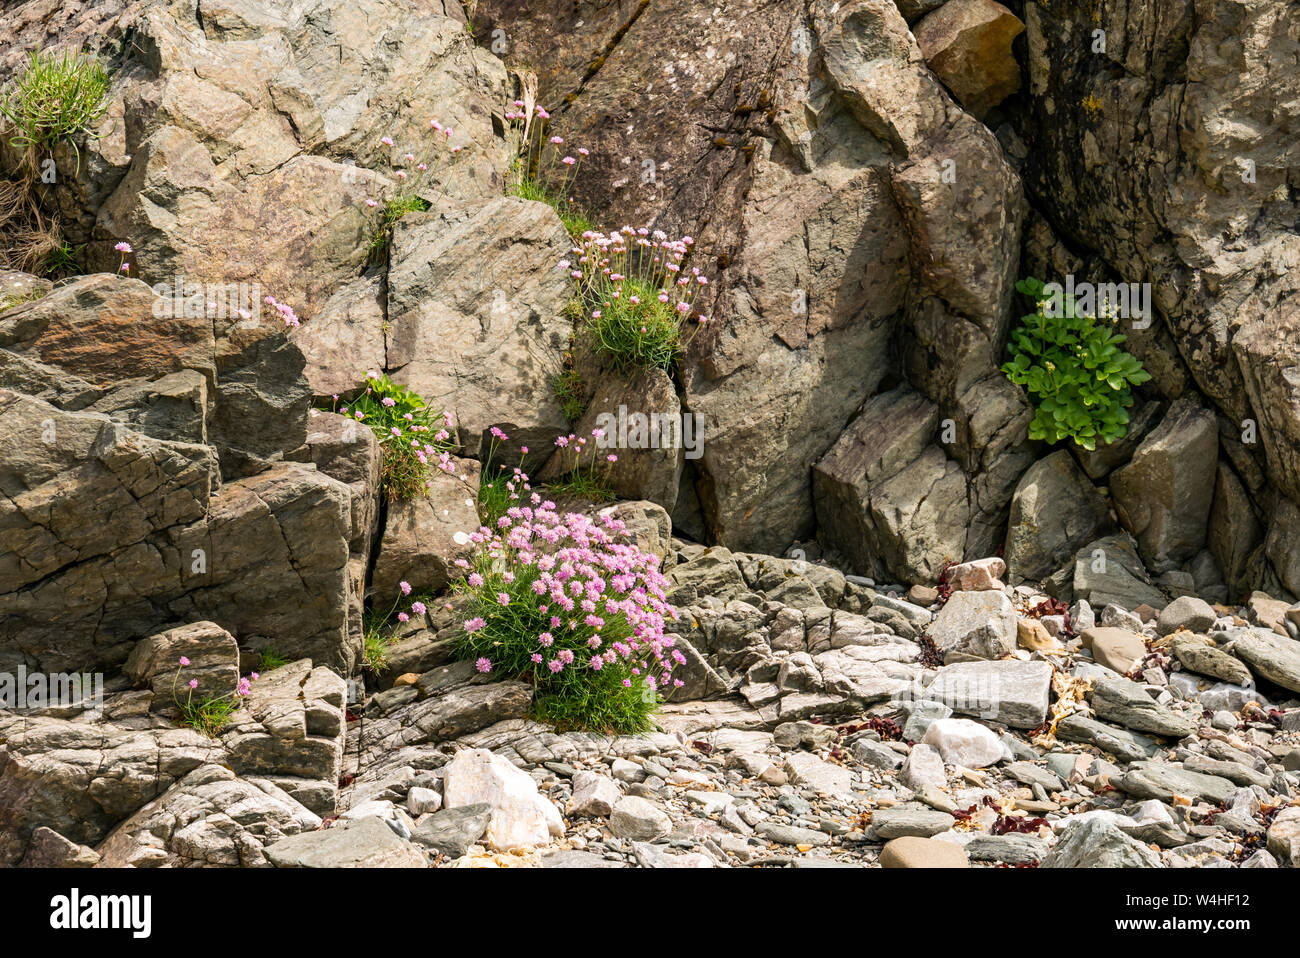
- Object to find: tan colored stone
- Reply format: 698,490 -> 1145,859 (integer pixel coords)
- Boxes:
913,0 -> 1025,120
1082,627 -> 1149,674
1017,618 -> 1063,652
879,836 -> 970,868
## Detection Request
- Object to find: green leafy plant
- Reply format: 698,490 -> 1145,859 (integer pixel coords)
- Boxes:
1002,276 -> 1152,451
326,371 -> 456,500
476,426 -> 527,527
171,657 -> 257,738
0,49 -> 111,171
566,228 -> 710,371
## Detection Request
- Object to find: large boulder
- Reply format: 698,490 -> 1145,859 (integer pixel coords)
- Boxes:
1004,450 -> 1112,583
1111,397 -> 1218,574
814,386 -> 967,583
386,197 -> 572,461
370,458 -> 481,602
912,0 -> 1025,120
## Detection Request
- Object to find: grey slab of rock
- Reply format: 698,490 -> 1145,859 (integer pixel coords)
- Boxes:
1170,635 -> 1253,685
901,700 -> 953,740
541,850 -> 627,868
872,594 -> 934,627
1230,628 -> 1300,692
871,804 -> 955,839
1120,762 -> 1237,804
755,822 -> 831,847
1089,676 -> 1196,738
927,590 -> 1018,659
410,804 -> 493,858
610,796 -> 672,841
1004,762 -> 1064,793
1004,450 -> 1112,582
1042,817 -> 1163,868
266,817 -> 427,868
853,739 -> 904,770
1071,535 -> 1167,610
1157,596 -> 1217,636
783,751 -> 853,798
567,771 -> 622,818
1056,714 -> 1159,763
1181,755 -> 1274,790
965,832 -> 1047,864
901,743 -> 947,790
923,659 -> 1052,728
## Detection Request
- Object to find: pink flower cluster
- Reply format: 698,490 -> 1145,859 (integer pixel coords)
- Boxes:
455,468 -> 684,696
563,226 -> 710,324
263,295 -> 301,328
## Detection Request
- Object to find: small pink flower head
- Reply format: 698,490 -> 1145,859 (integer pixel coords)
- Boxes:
400,580 -> 412,595
578,147 -> 590,157
398,612 -> 410,622
463,617 -> 487,633
119,262 -> 129,272
381,396 -> 397,407
365,198 -> 378,208
188,679 -> 199,690
536,106 -> 550,119
114,241 -> 132,253
561,156 -> 575,166
550,136 -> 564,145
411,601 -> 427,615
250,672 -> 260,681
381,136 -> 394,146
179,656 -> 191,666
607,454 -> 618,463
475,657 -> 492,673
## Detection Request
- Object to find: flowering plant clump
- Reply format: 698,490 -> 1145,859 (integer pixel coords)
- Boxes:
328,370 -> 457,500
363,120 -> 463,256
171,656 -> 258,738
504,98 -> 593,237
1003,276 -> 1152,451
546,427 -> 617,503
564,227 -> 710,371
452,473 -> 684,733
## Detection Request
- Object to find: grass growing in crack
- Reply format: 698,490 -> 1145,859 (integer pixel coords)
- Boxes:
171,660 -> 257,738
257,647 -> 290,672
504,95 -> 594,240
564,230 -> 711,372
0,49 -> 111,171
551,353 -> 587,422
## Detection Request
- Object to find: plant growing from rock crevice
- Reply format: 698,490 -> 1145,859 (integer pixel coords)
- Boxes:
452,472 -> 684,733
564,227 -> 710,372
170,657 -> 257,738
327,371 -> 456,500
1002,276 -> 1152,451
361,122 -> 463,257
504,97 -> 593,239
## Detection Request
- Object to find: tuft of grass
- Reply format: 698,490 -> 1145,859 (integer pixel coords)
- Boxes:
176,695 -> 241,738
257,647 -> 290,673
551,363 -> 586,422
362,626 -> 390,674
367,194 -> 430,257
581,277 -> 685,371
41,238 -> 81,277
546,471 -> 615,504
0,49 -> 111,170
507,172 -> 592,240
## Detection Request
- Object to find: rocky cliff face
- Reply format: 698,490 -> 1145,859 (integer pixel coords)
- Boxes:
0,0 -> 1298,870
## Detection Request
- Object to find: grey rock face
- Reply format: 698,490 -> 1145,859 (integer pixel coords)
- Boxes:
1004,450 -> 1111,582
265,816 -> 427,868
